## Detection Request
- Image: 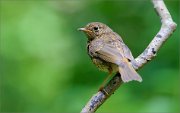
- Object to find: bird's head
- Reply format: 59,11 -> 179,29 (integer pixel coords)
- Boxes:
78,22 -> 112,41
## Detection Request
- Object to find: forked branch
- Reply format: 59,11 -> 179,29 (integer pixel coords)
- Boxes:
81,0 -> 177,112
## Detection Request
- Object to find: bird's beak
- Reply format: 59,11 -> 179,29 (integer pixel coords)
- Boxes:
78,28 -> 92,33
78,28 -> 86,31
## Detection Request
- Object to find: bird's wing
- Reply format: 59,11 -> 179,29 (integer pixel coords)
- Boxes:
115,34 -> 135,61
90,33 -> 134,66
95,41 -> 124,66
115,34 -> 139,68
121,42 -> 135,61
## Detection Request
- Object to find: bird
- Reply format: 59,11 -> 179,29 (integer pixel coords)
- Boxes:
78,22 -> 142,90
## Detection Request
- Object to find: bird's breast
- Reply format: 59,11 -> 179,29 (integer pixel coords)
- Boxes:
92,58 -> 110,72
91,58 -> 118,73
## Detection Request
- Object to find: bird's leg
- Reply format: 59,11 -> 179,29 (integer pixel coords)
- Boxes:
98,68 -> 113,95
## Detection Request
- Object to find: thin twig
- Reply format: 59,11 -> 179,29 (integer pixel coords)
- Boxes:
81,0 -> 177,112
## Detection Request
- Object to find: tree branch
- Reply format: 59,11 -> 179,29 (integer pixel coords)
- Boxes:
81,0 -> 177,112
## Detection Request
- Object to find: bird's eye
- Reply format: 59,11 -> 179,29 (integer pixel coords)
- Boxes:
93,27 -> 99,31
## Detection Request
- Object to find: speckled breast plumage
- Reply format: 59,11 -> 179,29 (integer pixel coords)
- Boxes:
91,58 -> 110,72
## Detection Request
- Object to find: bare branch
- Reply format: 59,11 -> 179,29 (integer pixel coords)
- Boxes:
81,0 -> 177,112
135,0 -> 177,69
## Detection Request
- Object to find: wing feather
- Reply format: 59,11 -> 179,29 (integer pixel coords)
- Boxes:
96,43 -> 123,65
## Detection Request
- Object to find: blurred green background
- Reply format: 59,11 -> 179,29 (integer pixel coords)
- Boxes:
0,0 -> 179,112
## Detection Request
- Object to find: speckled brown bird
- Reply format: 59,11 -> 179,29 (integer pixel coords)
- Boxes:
78,22 -> 142,89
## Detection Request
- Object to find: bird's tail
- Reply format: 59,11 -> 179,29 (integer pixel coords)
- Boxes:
118,59 -> 142,83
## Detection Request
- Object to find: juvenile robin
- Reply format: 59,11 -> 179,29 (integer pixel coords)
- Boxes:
78,22 -> 142,90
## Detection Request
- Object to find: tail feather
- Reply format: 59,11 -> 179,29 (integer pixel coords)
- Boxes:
118,61 -> 142,83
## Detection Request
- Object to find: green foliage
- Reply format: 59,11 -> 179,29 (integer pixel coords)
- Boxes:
0,0 -> 179,112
